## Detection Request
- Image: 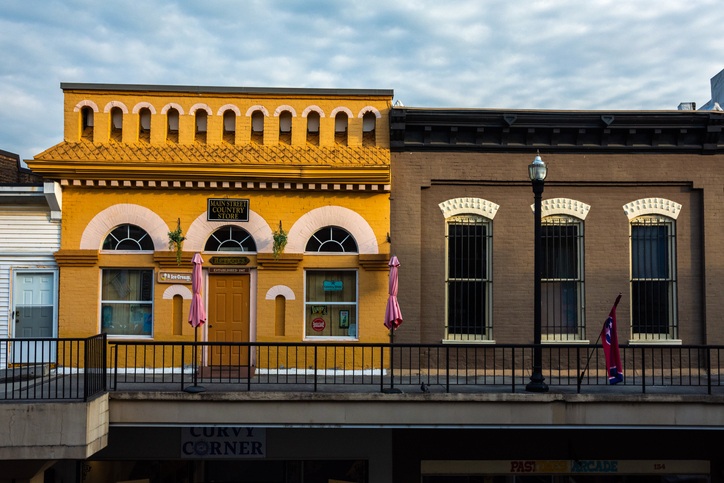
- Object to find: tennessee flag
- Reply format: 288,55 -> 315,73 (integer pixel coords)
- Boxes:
601,294 -> 623,384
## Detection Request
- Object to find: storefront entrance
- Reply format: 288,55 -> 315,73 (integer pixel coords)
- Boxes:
206,274 -> 251,376
11,270 -> 57,364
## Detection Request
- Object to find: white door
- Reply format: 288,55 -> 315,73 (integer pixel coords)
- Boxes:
12,271 -> 56,364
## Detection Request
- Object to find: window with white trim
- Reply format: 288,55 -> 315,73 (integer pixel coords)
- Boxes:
334,112 -> 348,146
222,110 -> 236,144
195,110 -> 207,144
110,107 -> 123,142
251,110 -> 264,144
362,111 -> 376,146
101,269 -> 153,337
138,108 -> 151,143
305,270 -> 357,338
167,108 -> 179,143
102,224 -> 154,251
445,214 -> 492,340
630,215 -> 677,339
305,226 -> 358,253
541,215 -> 585,340
279,111 -> 292,145
204,226 -> 257,252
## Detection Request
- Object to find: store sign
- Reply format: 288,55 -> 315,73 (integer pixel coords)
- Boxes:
157,271 -> 192,284
207,198 -> 249,222
312,318 -> 326,331
209,267 -> 250,274
210,256 -> 250,266
323,281 -> 343,291
421,460 -> 710,476
181,427 -> 265,459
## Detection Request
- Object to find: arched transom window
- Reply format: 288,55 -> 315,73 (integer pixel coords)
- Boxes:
103,224 -> 154,251
305,226 -> 358,253
205,226 -> 257,252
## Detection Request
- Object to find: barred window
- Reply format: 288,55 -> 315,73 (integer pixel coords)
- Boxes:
630,215 -> 677,339
204,226 -> 256,252
445,215 -> 492,340
542,216 -> 585,340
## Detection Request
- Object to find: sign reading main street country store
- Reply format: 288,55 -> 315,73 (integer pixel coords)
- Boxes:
182,427 -> 265,459
207,198 -> 249,222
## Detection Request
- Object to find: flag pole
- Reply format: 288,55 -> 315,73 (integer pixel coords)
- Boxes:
578,293 -> 622,387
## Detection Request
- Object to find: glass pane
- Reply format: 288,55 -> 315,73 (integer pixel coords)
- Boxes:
632,280 -> 670,334
542,281 -> 578,335
446,280 -> 485,336
306,271 -> 356,303
542,224 -> 578,279
101,269 -> 153,302
305,304 -> 357,337
101,302 -> 152,336
632,225 -> 668,279
205,226 -> 256,252
447,222 -> 486,280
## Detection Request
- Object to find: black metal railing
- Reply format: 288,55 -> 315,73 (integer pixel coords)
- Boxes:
109,341 -> 724,395
0,334 -> 107,401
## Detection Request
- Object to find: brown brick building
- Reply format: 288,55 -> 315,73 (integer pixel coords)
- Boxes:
389,108 -> 724,346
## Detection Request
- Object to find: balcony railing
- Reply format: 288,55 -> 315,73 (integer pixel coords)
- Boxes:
1,339 -> 721,400
0,334 -> 107,401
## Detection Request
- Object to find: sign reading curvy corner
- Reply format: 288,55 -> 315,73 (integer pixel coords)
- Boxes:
207,198 -> 249,222
182,427 -> 266,459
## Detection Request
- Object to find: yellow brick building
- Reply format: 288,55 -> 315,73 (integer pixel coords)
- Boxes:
28,83 -> 393,368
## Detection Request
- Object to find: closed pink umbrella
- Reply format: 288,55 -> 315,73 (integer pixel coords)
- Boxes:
384,256 -> 402,330
185,253 -> 206,393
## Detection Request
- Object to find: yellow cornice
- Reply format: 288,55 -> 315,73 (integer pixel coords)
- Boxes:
26,160 -> 391,184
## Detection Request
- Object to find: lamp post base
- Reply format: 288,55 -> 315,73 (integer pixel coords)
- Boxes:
525,373 -> 549,393
183,385 -> 206,393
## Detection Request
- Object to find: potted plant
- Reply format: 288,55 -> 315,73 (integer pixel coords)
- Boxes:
168,218 -> 186,266
273,221 -> 288,259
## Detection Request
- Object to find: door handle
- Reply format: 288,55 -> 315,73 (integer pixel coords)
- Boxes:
13,310 -> 19,324
209,325 -> 213,328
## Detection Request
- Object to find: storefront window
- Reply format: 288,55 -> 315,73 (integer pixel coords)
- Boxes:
101,269 -> 153,337
305,270 -> 357,338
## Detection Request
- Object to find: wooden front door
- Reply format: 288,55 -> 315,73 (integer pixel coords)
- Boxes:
207,274 -> 250,366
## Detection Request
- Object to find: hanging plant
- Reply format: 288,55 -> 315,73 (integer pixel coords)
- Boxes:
168,218 -> 186,266
273,221 -> 288,259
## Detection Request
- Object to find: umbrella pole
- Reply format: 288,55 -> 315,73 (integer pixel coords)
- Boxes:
184,326 -> 205,393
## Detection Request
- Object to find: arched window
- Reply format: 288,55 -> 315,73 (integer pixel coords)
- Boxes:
195,110 -> 207,144
138,108 -> 152,143
362,111 -> 376,146
445,214 -> 492,341
630,215 -> 677,340
80,107 -> 94,141
335,112 -> 348,146
541,215 -> 585,340
279,111 -> 292,145
102,224 -> 154,251
251,110 -> 264,144
306,111 -> 320,146
204,226 -> 257,252
110,107 -> 123,142
305,226 -> 358,253
167,108 -> 179,143
223,110 -> 236,144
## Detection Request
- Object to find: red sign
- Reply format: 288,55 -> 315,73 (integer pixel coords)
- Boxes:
312,318 -> 326,332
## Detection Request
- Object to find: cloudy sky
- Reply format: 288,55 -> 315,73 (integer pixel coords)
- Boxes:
1,0 -> 722,161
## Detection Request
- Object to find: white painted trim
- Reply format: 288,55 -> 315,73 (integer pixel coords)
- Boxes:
246,105 -> 269,117
189,103 -> 212,115
265,285 -> 296,300
330,107 -> 353,118
103,101 -> 129,114
184,210 -> 273,253
73,100 -> 99,113
286,206 -> 379,254
274,105 -> 297,117
439,198 -> 499,220
358,106 -> 381,118
529,198 -> 591,220
161,103 -> 185,115
217,104 -> 241,116
162,285 -> 193,300
79,204 -> 170,251
623,198 -> 682,220
302,105 -> 325,117
132,102 -> 157,115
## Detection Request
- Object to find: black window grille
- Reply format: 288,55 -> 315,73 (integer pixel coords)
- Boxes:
541,216 -> 584,340
102,224 -> 154,251
305,226 -> 358,253
630,216 -> 677,339
204,226 -> 257,252
445,215 -> 491,340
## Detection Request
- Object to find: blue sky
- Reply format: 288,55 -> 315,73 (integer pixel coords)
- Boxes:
1,0 -> 722,161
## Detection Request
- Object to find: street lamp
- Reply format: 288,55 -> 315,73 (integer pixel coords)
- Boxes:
526,151 -> 549,393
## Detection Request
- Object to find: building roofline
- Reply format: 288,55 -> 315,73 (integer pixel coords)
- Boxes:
61,82 -> 394,97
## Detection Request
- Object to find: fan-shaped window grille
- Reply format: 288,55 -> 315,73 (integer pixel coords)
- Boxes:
103,224 -> 154,251
305,226 -> 358,253
205,226 -> 257,252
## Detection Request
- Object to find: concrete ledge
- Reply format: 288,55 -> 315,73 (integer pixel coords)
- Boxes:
0,394 -> 109,460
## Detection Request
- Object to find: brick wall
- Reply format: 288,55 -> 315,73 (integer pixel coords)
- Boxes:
0,150 -> 42,184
